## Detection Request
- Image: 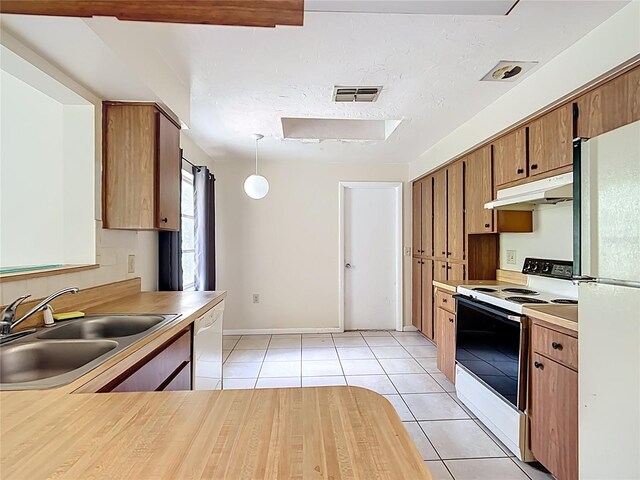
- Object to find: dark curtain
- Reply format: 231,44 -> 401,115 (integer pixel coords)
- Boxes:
158,230 -> 183,291
194,165 -> 216,290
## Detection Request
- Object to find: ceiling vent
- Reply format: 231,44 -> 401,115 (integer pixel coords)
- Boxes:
481,61 -> 538,82
333,86 -> 382,103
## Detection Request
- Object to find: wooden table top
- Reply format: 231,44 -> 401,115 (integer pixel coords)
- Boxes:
0,290 -> 431,479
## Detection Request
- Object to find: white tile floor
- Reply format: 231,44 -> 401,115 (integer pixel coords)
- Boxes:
222,330 -> 553,480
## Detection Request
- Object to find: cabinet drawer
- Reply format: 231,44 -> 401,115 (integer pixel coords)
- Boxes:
532,324 -> 577,371
436,290 -> 456,313
111,329 -> 191,392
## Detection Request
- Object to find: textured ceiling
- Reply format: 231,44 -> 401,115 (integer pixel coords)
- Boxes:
1,0 -> 629,164
144,0 -> 627,163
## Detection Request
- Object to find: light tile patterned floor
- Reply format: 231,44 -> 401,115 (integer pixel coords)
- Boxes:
222,330 -> 552,480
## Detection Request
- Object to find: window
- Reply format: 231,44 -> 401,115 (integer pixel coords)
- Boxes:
181,169 -> 196,291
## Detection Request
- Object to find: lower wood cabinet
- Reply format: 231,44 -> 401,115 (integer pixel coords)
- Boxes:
412,258 -> 434,340
435,289 -> 456,383
101,328 -> 192,393
530,321 -> 578,480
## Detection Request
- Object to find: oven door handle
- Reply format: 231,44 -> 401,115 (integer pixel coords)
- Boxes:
453,294 -> 526,322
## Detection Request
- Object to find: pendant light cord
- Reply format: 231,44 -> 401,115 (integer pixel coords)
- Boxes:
255,137 -> 259,175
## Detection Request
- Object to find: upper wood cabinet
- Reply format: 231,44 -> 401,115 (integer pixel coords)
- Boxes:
433,170 -> 448,259
447,161 -> 465,262
577,66 -> 640,138
528,104 -> 573,176
103,102 -> 181,231
493,127 -> 527,187
465,146 -> 494,234
412,177 -> 433,257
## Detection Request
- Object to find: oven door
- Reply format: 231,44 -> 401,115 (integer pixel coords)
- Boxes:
454,295 -> 528,411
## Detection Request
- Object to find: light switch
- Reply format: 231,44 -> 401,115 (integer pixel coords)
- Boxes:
506,250 -> 517,265
404,247 -> 412,256
127,254 -> 136,273
253,294 -> 260,304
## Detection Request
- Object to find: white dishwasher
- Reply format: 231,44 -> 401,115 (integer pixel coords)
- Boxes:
193,301 -> 224,390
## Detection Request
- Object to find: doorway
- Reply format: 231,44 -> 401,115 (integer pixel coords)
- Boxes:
339,182 -> 403,331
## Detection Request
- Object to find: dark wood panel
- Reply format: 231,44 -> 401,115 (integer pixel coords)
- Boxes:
467,234 -> 498,281
465,146 -> 493,234
447,161 -> 465,262
528,104 -> 573,176
433,170 -> 448,259
0,1 -> 304,27
530,353 -> 578,480
105,329 -> 191,393
577,66 -> 640,138
161,361 -> 192,391
421,178 -> 433,257
155,111 -> 181,231
493,128 -> 527,186
412,182 -> 422,256
421,260 -> 434,340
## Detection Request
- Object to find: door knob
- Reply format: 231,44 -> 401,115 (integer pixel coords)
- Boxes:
345,263 -> 352,269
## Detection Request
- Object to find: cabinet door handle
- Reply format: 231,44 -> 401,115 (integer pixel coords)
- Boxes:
449,317 -> 454,323
517,168 -> 524,174
447,265 -> 452,270
441,251 -> 446,255
447,251 -> 451,256
442,298 -> 447,303
441,265 -> 446,269
484,223 -> 490,228
551,342 -> 562,350
531,164 -> 538,170
534,361 -> 543,369
161,217 -> 168,223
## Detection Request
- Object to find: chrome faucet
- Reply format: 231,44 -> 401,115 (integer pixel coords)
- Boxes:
0,287 -> 80,340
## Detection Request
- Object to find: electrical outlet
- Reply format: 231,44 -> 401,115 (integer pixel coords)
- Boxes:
404,247 -> 412,256
252,294 -> 260,304
127,254 -> 136,273
506,250 -> 517,265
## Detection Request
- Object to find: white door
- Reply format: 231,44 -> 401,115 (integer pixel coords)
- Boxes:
343,183 -> 400,330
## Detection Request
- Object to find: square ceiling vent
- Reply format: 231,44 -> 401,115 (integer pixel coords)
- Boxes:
333,86 -> 382,103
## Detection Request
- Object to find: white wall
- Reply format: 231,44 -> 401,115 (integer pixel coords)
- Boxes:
499,202 -> 574,271
410,1 -> 640,180
0,32 -> 159,305
214,158 -> 410,332
0,71 -> 66,267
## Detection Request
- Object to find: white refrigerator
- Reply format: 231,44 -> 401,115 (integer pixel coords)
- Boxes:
578,120 -> 640,479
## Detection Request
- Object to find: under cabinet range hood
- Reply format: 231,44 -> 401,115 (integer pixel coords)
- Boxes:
484,172 -> 573,210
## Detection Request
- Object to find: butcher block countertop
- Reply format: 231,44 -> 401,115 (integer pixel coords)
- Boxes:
432,279 -> 519,293
523,304 -> 579,333
0,287 -> 430,480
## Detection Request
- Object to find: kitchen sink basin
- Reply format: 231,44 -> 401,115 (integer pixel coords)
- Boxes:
0,313 -> 179,390
0,340 -> 117,384
38,315 -> 168,340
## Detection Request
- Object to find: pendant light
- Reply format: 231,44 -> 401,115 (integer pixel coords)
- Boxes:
243,133 -> 269,199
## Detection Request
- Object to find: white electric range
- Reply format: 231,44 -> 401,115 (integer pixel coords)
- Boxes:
452,258 -> 577,462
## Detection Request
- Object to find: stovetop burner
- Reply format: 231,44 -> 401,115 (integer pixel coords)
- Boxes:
473,287 -> 497,293
551,299 -> 578,305
502,288 -> 539,295
506,296 -> 549,304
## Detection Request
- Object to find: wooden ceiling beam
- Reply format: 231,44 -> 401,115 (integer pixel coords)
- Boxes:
0,0 -> 304,28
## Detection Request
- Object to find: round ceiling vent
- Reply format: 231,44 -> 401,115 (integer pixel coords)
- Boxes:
481,61 -> 538,82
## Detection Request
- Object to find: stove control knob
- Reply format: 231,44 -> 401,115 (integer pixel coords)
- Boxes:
531,263 -> 539,272
542,263 -> 552,273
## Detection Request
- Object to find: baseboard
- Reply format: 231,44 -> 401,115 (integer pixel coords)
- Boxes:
224,327 -> 343,335
403,325 -> 418,332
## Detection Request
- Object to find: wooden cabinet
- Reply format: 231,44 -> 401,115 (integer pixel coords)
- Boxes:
530,321 -> 578,480
103,328 -> 192,393
435,296 -> 456,383
465,146 -> 494,234
412,177 -> 433,257
493,128 -> 527,186
434,260 -> 447,282
447,161 -> 465,262
103,102 -> 181,230
528,104 -> 573,176
577,66 -> 640,138
433,170 -> 447,259
447,262 -> 465,281
412,258 -> 434,340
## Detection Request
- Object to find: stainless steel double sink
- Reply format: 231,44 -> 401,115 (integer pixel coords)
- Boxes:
0,314 -> 179,390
